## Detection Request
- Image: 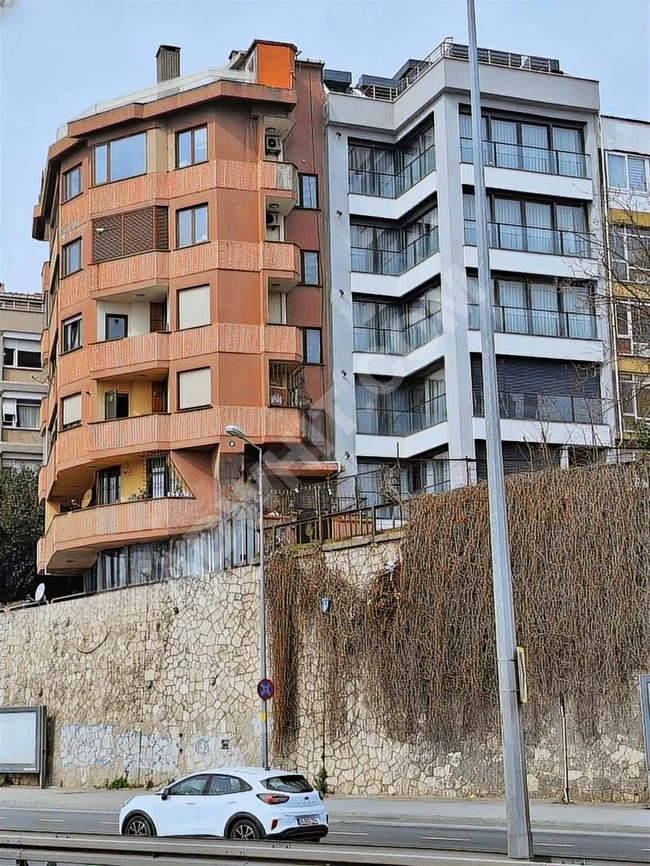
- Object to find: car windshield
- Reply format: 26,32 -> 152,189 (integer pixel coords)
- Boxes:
263,774 -> 313,793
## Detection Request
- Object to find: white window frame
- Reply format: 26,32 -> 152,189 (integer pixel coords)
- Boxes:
620,373 -> 650,426
267,288 -> 288,324
61,393 -> 82,430
178,367 -> 211,411
62,315 -> 83,353
607,151 -> 650,193
178,285 -> 211,330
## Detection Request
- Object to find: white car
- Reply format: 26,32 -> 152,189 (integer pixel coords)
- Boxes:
119,767 -> 328,842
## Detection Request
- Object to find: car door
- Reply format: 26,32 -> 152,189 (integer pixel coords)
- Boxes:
158,774 -> 210,836
197,774 -> 251,836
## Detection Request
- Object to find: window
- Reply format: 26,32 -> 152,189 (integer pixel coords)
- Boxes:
62,165 -> 82,202
615,300 -> 650,354
303,328 -> 322,364
178,285 -> 210,329
62,316 -> 82,353
168,775 -> 210,796
610,224 -> 650,282
298,174 -> 318,208
93,132 -> 147,185
176,126 -> 208,168
348,121 -> 435,197
620,374 -> 650,428
93,207 -> 169,263
267,288 -> 287,324
269,361 -> 303,407
105,391 -> 129,420
607,152 -> 649,192
62,239 -> 82,276
61,393 -> 82,429
2,399 -> 41,430
96,466 -> 121,505
3,338 -> 41,369
177,204 -> 208,248
207,775 -> 252,795
178,367 -> 211,410
262,775 -> 313,794
150,302 -> 167,333
105,315 -> 128,341
301,250 -> 320,285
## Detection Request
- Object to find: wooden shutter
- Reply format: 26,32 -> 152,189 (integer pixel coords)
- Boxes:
93,214 -> 122,262
123,208 -> 154,256
155,207 -> 169,250
93,206 -> 169,262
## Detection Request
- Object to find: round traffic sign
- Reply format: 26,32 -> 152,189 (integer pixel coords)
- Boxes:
257,678 -> 275,701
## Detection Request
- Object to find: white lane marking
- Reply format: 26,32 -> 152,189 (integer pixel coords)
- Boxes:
329,831 -> 369,836
422,836 -> 471,842
101,821 -> 116,825
535,842 -> 575,848
38,819 -> 66,823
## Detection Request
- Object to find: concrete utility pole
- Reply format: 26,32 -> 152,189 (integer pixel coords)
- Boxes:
466,0 -> 533,858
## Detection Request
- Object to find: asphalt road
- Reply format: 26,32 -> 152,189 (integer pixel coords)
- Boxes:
0,806 -> 648,862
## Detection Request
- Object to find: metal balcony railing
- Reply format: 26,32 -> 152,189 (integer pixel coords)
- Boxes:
468,304 -> 598,340
460,138 -> 590,178
348,146 -> 435,198
356,393 -> 447,435
351,227 -> 439,275
464,220 -> 591,257
472,390 -> 604,424
353,309 -> 442,354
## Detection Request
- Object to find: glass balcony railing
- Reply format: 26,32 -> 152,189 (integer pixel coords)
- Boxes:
356,393 -> 447,435
460,138 -> 590,178
472,390 -> 604,424
348,146 -> 436,198
353,309 -> 443,354
351,227 -> 439,275
464,220 -> 591,257
468,304 -> 598,340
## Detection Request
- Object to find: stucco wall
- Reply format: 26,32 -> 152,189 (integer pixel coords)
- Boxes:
0,533 -> 645,800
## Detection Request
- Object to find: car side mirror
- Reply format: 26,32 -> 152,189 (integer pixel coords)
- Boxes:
161,788 -> 169,801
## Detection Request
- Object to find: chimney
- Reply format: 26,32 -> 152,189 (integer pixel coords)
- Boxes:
156,45 -> 181,83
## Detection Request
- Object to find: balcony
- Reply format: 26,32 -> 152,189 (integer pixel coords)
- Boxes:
468,304 -> 598,340
261,161 -> 299,197
348,146 -> 436,198
460,139 -> 590,179
354,309 -> 443,354
262,242 -> 301,280
356,393 -> 447,435
351,228 -> 439,276
472,390 -> 604,424
464,220 -> 591,257
38,497 -> 206,572
88,332 -> 171,375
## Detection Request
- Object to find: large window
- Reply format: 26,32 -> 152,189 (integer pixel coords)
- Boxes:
3,337 -> 41,369
353,285 -> 442,354
178,285 -> 210,330
459,111 -> 587,178
620,374 -> 650,430
348,121 -> 435,197
62,316 -> 82,353
607,152 -> 649,192
177,205 -> 208,248
351,207 -> 439,275
616,300 -> 650,355
2,398 -> 41,430
176,126 -> 208,168
355,372 -> 446,436
298,174 -> 318,208
178,368 -> 211,410
96,466 -> 121,505
62,238 -> 82,276
300,251 -> 320,285
62,165 -> 82,202
61,393 -> 82,429
93,133 -> 147,185
610,224 -> 650,282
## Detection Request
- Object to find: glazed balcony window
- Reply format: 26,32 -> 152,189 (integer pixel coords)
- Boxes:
62,164 -> 82,202
177,205 -> 208,248
353,285 -> 442,354
93,132 -> 147,185
355,372 -> 447,435
176,126 -> 208,168
349,122 -> 435,197
351,208 -> 439,275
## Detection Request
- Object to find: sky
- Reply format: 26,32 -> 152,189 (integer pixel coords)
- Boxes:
0,0 -> 648,293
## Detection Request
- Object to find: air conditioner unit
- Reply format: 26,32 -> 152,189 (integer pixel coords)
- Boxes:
266,211 -> 281,229
265,134 -> 283,156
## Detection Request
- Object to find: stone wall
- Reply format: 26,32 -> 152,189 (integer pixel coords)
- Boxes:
0,532 -> 646,800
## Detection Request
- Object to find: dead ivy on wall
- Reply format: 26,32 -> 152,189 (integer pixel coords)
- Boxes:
267,462 -> 650,757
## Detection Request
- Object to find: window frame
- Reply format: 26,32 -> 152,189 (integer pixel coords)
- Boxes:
167,774 -> 211,797
176,126 -> 208,169
62,315 -> 83,354
62,238 -> 82,277
92,132 -> 147,186
176,204 -> 209,249
177,367 -> 212,412
300,250 -> 320,285
61,393 -> 83,430
607,151 -> 650,193
620,373 -> 650,424
298,174 -> 319,209
62,164 -> 82,203
104,390 -> 129,421
177,285 -> 211,330
303,327 -> 322,364
105,314 -> 129,342
4,399 -> 42,430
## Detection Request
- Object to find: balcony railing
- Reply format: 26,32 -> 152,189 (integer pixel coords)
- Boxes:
473,390 -> 604,424
460,138 -> 590,178
351,227 -> 439,275
349,146 -> 436,198
357,393 -> 447,435
464,220 -> 591,257
468,304 -> 598,340
354,309 -> 443,354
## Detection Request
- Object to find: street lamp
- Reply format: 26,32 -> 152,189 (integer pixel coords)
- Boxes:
225,424 -> 269,770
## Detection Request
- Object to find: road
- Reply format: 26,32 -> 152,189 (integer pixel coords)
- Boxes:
0,806 -> 648,862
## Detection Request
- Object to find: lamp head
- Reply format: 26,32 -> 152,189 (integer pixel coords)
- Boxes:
225,424 -> 247,441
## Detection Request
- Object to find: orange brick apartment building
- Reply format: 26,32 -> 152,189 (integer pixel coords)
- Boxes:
34,41 -> 334,591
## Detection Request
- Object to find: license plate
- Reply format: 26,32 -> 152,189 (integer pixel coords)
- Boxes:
297,815 -> 318,826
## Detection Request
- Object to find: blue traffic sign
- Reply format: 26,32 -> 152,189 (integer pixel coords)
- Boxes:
257,678 -> 275,701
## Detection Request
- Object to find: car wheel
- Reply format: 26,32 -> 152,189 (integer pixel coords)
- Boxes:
229,818 -> 262,841
123,814 -> 156,836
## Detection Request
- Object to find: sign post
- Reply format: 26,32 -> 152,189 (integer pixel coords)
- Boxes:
257,678 -> 275,702
639,674 -> 650,797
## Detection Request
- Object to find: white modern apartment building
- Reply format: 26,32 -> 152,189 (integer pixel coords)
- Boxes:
324,39 -> 615,494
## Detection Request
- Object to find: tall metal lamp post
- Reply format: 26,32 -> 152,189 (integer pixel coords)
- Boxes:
225,424 -> 269,770
466,0 -> 533,857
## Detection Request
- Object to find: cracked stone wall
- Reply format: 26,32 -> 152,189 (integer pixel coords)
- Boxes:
0,535 -> 646,799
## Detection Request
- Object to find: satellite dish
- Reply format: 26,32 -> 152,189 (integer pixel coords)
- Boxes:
34,583 -> 46,603
81,489 -> 93,508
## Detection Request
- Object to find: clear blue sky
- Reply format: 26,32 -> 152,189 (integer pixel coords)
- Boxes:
0,0 -> 648,293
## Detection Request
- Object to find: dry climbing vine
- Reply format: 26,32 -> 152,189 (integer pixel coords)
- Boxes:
267,462 -> 650,757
